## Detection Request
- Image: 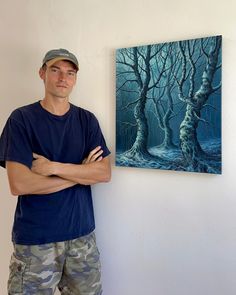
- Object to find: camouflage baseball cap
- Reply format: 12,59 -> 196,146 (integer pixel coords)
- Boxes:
42,48 -> 79,71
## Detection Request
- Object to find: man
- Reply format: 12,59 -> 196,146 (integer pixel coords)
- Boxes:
0,48 -> 111,295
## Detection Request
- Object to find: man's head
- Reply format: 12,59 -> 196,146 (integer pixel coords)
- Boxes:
39,49 -> 79,100
42,48 -> 79,72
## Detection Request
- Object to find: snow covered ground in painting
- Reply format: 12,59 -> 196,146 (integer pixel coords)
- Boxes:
116,138 -> 221,174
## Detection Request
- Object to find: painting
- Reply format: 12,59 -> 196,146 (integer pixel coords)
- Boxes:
116,35 -> 222,174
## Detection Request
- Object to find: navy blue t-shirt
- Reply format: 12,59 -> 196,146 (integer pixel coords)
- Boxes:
0,101 -> 110,245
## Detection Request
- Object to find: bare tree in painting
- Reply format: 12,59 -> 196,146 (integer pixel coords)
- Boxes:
148,45 -> 180,150
117,45 -> 168,161
177,36 -> 221,172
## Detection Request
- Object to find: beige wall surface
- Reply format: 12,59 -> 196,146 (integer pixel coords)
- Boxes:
0,0 -> 236,294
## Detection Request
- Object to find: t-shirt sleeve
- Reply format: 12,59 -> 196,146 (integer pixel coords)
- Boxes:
0,116 -> 33,169
87,114 -> 110,158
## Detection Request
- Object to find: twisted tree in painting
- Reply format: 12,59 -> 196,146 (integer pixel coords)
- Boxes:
116,36 -> 222,174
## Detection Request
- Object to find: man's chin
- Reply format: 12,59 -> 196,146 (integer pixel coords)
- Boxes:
52,92 -> 71,99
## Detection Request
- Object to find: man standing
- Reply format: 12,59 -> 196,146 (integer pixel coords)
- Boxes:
0,49 -> 111,294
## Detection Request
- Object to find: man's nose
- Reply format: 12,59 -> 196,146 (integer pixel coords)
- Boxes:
58,71 -> 66,81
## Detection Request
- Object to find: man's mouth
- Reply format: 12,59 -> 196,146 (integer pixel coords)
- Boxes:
56,85 -> 67,88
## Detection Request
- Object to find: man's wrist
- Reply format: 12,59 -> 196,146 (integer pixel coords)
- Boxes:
51,162 -> 60,175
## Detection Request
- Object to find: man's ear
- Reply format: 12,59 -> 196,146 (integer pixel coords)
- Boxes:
74,73 -> 78,84
39,67 -> 46,80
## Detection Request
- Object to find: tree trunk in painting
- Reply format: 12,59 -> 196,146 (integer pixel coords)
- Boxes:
123,46 -> 154,160
180,36 -> 221,171
160,83 -> 177,150
124,92 -> 152,160
180,104 -> 205,170
161,122 -> 176,149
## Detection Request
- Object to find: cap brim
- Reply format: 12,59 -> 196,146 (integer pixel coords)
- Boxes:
46,57 -> 79,71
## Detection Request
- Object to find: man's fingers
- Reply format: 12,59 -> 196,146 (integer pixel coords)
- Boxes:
96,156 -> 103,162
89,151 -> 103,162
87,147 -> 103,161
83,146 -> 104,164
89,146 -> 102,156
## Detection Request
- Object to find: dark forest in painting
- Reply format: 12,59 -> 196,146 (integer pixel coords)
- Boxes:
116,36 -> 222,174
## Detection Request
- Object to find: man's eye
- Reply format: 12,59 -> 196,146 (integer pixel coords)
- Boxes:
68,72 -> 75,76
51,68 -> 58,73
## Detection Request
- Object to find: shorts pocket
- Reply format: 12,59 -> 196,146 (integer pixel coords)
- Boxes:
8,254 -> 28,294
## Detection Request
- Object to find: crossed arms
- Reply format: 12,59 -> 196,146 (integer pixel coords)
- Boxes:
6,146 -> 111,196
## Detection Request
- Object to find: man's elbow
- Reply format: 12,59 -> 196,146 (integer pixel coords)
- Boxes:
8,176 -> 29,196
106,170 -> 112,182
11,190 -> 20,197
9,184 -> 20,196
8,181 -> 24,196
6,162 -> 29,196
91,167 -> 111,184
101,157 -> 111,183
102,167 -> 111,183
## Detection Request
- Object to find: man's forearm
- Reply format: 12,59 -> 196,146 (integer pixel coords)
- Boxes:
52,156 -> 111,185
6,162 -> 76,196
31,147 -> 111,186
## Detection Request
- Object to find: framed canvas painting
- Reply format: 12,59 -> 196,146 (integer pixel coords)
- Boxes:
116,35 -> 222,174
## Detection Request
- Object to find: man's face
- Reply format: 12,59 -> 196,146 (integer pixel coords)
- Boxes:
39,60 -> 77,100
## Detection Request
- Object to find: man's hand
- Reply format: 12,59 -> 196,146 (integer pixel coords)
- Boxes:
32,153 -> 54,176
82,146 -> 103,164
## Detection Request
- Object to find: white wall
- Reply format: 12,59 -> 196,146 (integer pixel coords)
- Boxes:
0,0 -> 236,294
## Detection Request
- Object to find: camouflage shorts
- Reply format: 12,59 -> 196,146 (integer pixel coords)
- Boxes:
8,232 -> 102,295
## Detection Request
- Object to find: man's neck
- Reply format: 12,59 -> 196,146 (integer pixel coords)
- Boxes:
40,97 -> 70,116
